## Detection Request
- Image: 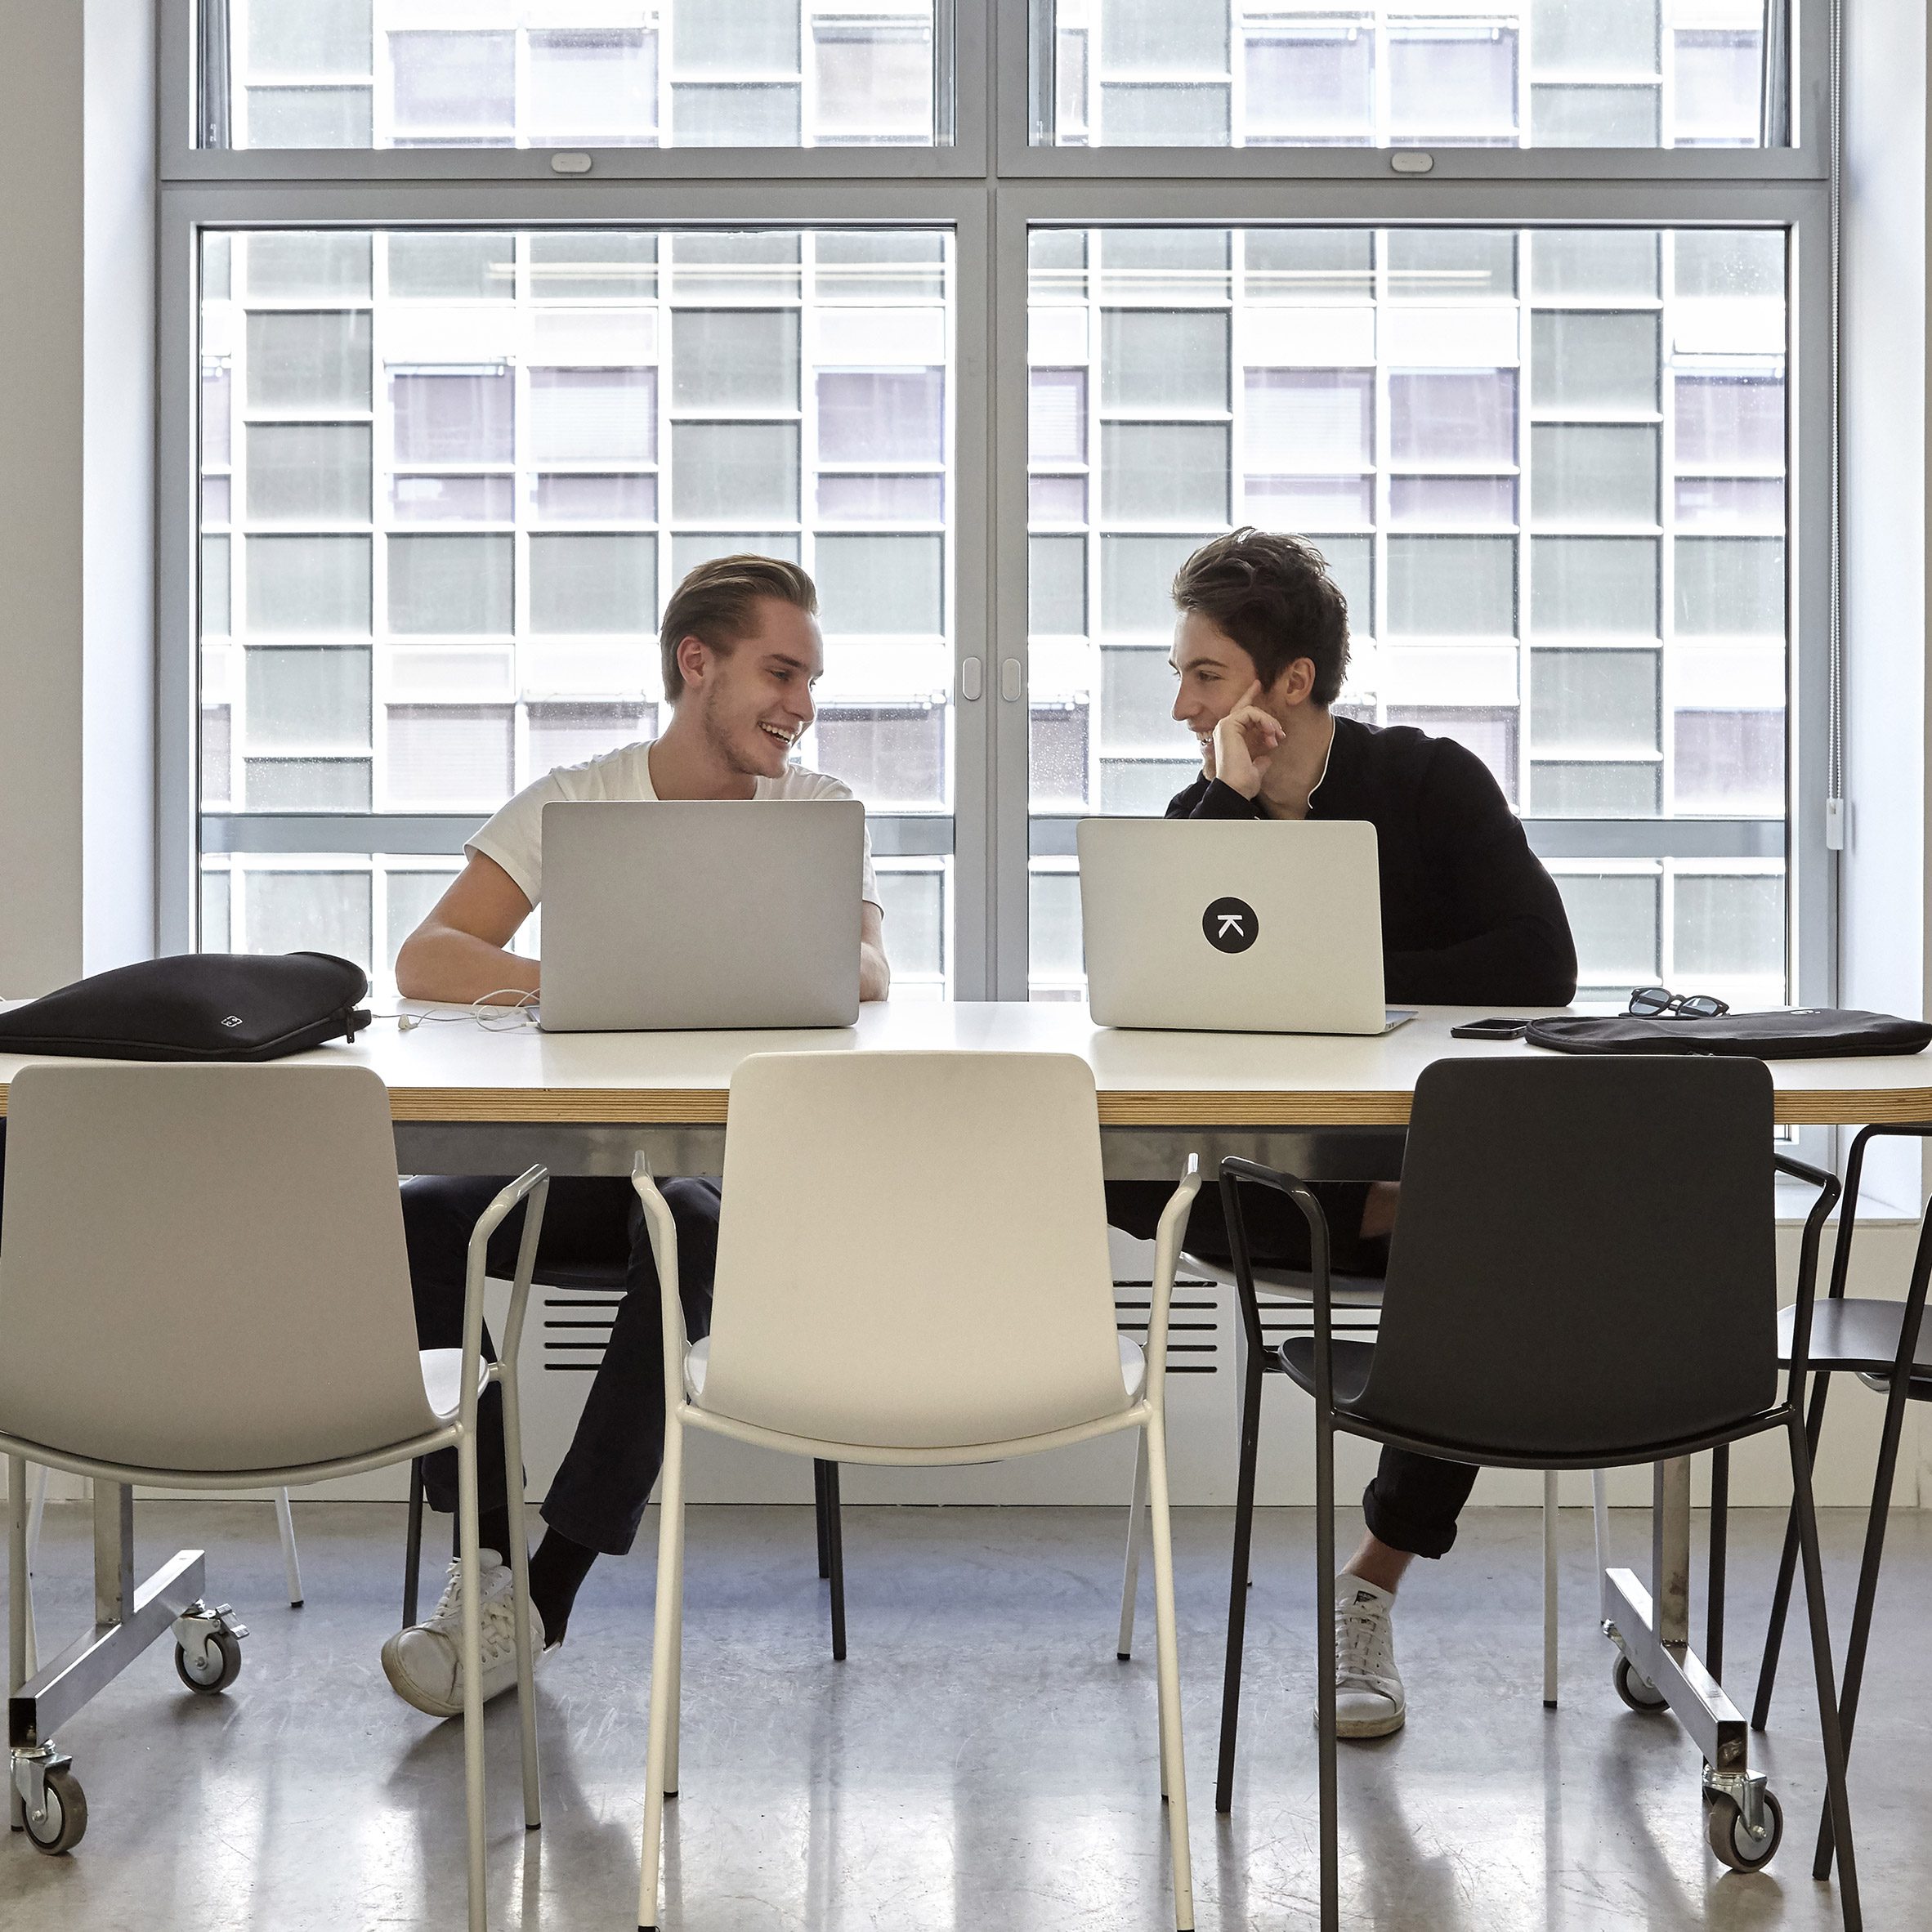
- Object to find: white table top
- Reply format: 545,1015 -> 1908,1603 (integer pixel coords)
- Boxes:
4,1002 -> 1930,1127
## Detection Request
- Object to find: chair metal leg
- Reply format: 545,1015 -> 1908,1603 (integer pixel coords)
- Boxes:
812,1458 -> 833,1579
1590,1466 -> 1611,1581
1316,1410 -> 1339,1932
1542,1469 -> 1559,1708
23,1461 -> 47,1680
1146,1413 -> 1196,1932
8,1456 -> 26,1831
1787,1416 -> 1862,1928
1812,1363 -> 1912,1879
274,1488 -> 304,1608
1706,1445 -> 1729,1682
403,1458 -> 426,1627
823,1461 -> 846,1663
455,1432 -> 489,1932
638,1418 -> 686,1932
500,1367 -> 542,1831
1116,1429 -> 1150,1660
1215,1356 -> 1265,1813
1753,1368 -> 1833,1731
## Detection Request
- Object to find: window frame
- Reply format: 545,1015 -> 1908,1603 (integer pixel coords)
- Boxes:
156,0 -> 1837,1032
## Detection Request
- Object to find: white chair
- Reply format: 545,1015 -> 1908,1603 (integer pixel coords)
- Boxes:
0,1061 -> 543,1932
631,1049 -> 1201,1932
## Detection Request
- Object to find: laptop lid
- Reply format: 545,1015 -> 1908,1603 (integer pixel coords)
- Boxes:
538,800 -> 863,1031
1076,816 -> 1389,1035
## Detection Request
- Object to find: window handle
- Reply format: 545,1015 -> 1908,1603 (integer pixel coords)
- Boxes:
959,655 -> 983,701
1000,658 -> 1024,702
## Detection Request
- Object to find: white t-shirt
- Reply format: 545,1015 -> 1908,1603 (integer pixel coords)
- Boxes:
466,739 -> 880,910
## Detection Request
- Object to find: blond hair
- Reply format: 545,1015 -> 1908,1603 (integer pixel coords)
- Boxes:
659,554 -> 818,700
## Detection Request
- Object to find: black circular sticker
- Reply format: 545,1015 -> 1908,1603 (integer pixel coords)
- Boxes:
1202,897 -> 1260,954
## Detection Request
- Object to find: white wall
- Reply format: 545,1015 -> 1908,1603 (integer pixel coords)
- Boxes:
0,0 -> 154,998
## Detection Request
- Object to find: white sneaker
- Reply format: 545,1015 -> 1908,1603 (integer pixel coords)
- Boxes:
1323,1572 -> 1407,1739
381,1550 -> 546,1719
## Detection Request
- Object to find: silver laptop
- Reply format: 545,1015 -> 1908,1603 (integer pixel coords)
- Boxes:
539,801 -> 864,1031
1076,817 -> 1411,1035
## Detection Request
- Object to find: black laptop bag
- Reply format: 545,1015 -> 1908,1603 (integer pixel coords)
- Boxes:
0,952 -> 371,1062
1524,1008 -> 1932,1061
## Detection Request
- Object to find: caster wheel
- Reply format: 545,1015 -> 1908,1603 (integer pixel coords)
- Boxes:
23,1768 -> 87,1855
1707,1787 -> 1783,1871
175,1628 -> 243,1694
1612,1654 -> 1669,1713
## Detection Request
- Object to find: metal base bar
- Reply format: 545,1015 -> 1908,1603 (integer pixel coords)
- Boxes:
1602,1566 -> 1749,1775
11,1546 -> 206,1749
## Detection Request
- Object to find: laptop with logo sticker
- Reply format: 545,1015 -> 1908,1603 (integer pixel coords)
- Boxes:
1075,817 -> 1414,1035
539,800 -> 864,1031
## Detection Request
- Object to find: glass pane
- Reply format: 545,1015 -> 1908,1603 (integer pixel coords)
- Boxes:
675,0 -> 798,69
673,83 -> 802,145
245,312 -> 372,412
819,474 -> 945,521
1675,874 -> 1784,981
1531,762 -> 1660,816
1031,704 -> 1089,808
672,233 -> 800,302
1530,537 -> 1659,635
388,234 -> 514,301
1389,373 -> 1517,467
528,534 -> 656,633
1102,312 -> 1229,411
1530,650 -> 1659,753
818,371 -> 946,465
1100,646 -> 1178,751
527,701 -> 657,775
1531,231 -> 1661,302
1031,535 -> 1087,635
1034,1 -> 1772,148
530,234 -> 658,303
244,869 -> 373,971
1675,709 -> 1784,815
391,371 -> 514,466
244,759 -> 371,811
1388,537 -> 1516,635
529,370 -> 657,465
248,233 -> 371,300
1030,369 -> 1089,465
672,423 -> 800,521
387,534 -> 512,635
672,311 -> 799,411
1529,426 -> 1658,526
246,424 -> 372,524
532,475 -> 657,523
1102,423 -> 1228,522
1386,706 -> 1518,805
1675,538 -> 1784,634
385,704 -> 515,807
245,535 -> 371,635
1029,868 -> 1085,989
391,32 -> 515,144
393,475 -> 517,524
814,20 -> 934,145
1532,312 -> 1661,413
872,867 -> 945,981
1555,873 -> 1661,984
815,534 -> 944,633
807,705 -> 945,808
528,29 -> 657,145
246,646 -> 371,748
385,866 -> 462,969
1245,372 -> 1373,472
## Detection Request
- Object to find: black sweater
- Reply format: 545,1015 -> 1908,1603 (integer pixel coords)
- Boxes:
1167,716 -> 1578,1007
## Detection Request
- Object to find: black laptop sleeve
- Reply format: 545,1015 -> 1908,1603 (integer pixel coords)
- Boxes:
0,952 -> 371,1062
1523,1008 -> 1932,1061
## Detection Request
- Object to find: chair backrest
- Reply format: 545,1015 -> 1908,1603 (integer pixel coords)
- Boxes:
697,1051 -> 1129,1450
1355,1055 -> 1778,1460
0,1061 -> 439,1472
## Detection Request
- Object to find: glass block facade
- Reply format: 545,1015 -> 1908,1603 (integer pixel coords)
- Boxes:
199,226 -> 955,995
1026,226 -> 1787,1005
223,0 -> 939,149
1045,1 -> 1772,150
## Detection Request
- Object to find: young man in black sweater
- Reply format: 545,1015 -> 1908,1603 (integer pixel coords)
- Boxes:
1107,526 -> 1577,1740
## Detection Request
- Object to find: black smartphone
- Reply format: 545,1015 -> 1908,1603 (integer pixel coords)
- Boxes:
1450,1017 -> 1530,1040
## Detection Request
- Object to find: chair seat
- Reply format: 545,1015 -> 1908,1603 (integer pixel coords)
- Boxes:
419,1348 -> 491,1424
1182,1252 -> 1387,1309
1276,1336 -> 1376,1407
1782,1299 -> 1932,1395
684,1335 -> 1149,1412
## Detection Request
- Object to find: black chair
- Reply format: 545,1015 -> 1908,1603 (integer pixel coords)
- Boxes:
1751,1120 -> 1932,1880
401,1259 -> 848,1658
1220,1056 -> 1859,1932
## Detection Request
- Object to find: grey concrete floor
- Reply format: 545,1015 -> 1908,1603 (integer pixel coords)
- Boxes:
2,1501 -> 1919,1930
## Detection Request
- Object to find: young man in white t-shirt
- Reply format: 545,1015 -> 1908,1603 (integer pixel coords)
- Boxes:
380,555 -> 889,1720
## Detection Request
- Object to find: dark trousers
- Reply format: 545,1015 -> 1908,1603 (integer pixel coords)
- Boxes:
405,1172 -> 722,1557
1107,1178 -> 1478,1560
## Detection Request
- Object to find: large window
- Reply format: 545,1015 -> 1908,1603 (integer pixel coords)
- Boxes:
164,2 -> 1830,1013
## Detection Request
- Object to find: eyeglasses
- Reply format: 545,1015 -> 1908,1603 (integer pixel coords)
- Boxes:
1627,985 -> 1731,1019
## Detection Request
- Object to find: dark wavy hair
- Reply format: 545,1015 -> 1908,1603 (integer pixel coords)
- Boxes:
1171,527 -> 1351,706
